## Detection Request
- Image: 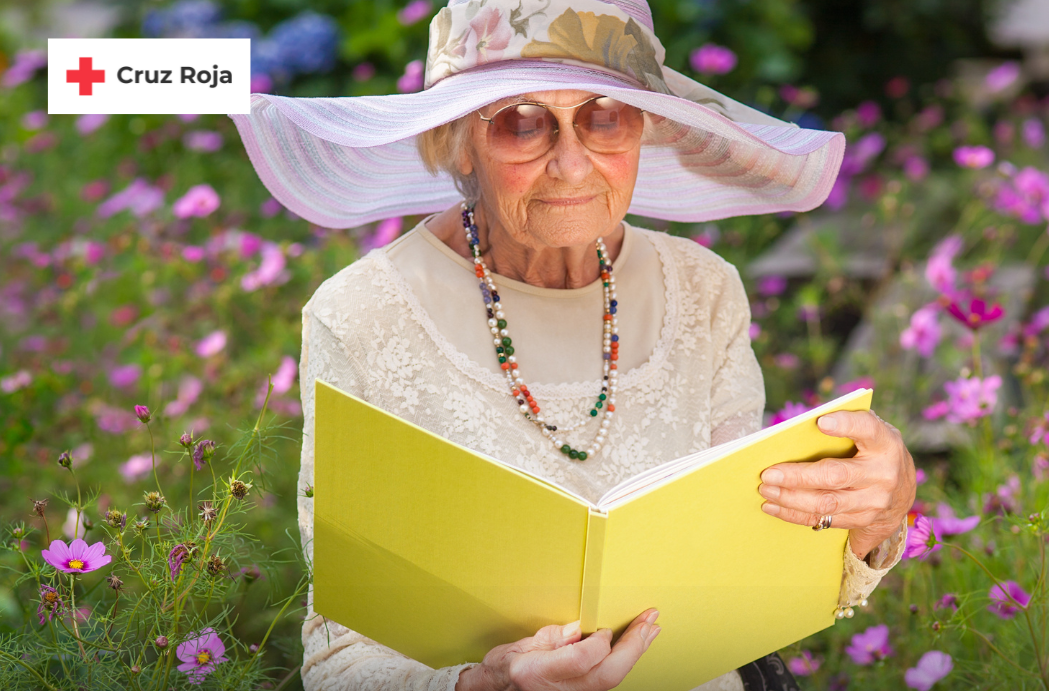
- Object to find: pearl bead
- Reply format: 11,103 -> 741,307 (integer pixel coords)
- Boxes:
595,435 -> 605,444
520,404 -> 529,413
493,338 -> 502,346
860,599 -> 869,608
499,329 -> 509,337
835,609 -> 845,620
535,416 -> 544,423
508,356 -> 516,363
495,310 -> 505,319
474,257 -> 482,264
601,420 -> 610,429
488,318 -> 497,327
490,327 -> 500,335
844,607 -> 854,618
603,346 -> 611,353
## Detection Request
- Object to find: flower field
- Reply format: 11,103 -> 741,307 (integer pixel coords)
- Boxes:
1,1 -> 1048,689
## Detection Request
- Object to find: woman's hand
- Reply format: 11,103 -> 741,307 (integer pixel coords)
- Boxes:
757,410 -> 916,561
455,608 -> 661,691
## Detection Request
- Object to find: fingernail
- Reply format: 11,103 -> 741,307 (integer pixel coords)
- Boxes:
639,623 -> 651,640
818,416 -> 838,431
561,620 -> 581,638
761,502 -> 780,516
647,626 -> 661,644
645,609 -> 660,624
759,484 -> 780,500
761,469 -> 784,484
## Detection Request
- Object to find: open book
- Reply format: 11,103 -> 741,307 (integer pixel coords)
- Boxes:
313,381 -> 872,690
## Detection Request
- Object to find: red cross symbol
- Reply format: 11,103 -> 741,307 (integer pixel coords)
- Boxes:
66,57 -> 105,96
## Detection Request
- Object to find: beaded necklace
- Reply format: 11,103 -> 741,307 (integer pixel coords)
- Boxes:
462,202 -> 618,461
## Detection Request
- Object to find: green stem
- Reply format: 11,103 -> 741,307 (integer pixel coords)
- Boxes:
147,422 -> 162,498
230,578 -> 308,690
0,648 -> 60,691
68,575 -> 88,662
158,568 -> 188,691
1028,229 -> 1049,267
965,625 -> 1041,678
69,467 -> 83,540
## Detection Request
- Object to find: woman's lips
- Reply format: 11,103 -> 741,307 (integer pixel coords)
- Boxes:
539,195 -> 595,206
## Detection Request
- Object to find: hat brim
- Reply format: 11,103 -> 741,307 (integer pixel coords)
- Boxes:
229,61 -> 844,229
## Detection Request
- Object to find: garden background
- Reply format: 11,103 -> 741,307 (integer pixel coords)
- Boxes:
1,0 -> 1049,689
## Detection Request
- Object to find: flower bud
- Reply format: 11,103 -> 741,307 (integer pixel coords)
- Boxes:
304,484 -> 314,498
106,574 -> 124,591
909,604 -> 919,614
198,501 -> 217,523
154,635 -> 168,649
32,498 -> 48,516
134,517 -> 150,534
57,451 -> 72,469
144,491 -> 166,513
931,621 -> 941,632
134,405 -> 151,423
131,665 -> 141,674
249,644 -> 259,654
206,555 -> 226,577
179,432 -> 194,449
229,478 -> 251,500
192,439 -> 216,470
104,509 -> 126,529
12,526 -> 24,539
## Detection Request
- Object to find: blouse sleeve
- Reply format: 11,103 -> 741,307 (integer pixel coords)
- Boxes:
703,262 -> 906,613
298,304 -> 480,691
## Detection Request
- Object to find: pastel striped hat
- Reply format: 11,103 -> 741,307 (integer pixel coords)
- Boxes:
228,0 -> 845,229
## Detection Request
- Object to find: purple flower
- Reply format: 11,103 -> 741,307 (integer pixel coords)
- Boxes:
904,515 -> 938,559
62,508 -> 86,540
1,50 -> 47,88
904,155 -> 930,182
397,60 -> 424,93
109,364 -> 142,389
241,243 -> 287,291
932,503 -> 979,536
195,330 -> 227,358
120,454 -> 153,483
787,650 -> 822,676
841,132 -> 887,176
135,405 -> 152,423
690,44 -> 737,75
1023,118 -> 1046,149
985,62 -> 1020,93
757,275 -> 787,297
936,593 -> 958,611
42,539 -> 112,574
182,245 -> 206,262
95,404 -> 139,434
748,323 -> 761,340
361,217 -> 404,253
192,440 -> 215,470
76,114 -> 109,136
164,376 -> 203,418
773,353 -> 799,370
768,401 -> 811,427
1,370 -> 32,393
176,628 -> 229,684
924,236 -> 960,294
22,110 -> 48,131
96,178 -> 165,219
398,0 -> 433,25
942,375 -> 1001,424
37,584 -> 65,625
182,130 -> 223,152
260,197 -> 283,218
905,651 -> 953,690
1030,412 -> 1049,446
984,475 -> 1021,515
953,146 -> 994,169
256,355 -> 298,407
173,184 -> 221,219
856,101 -> 882,128
845,624 -> 893,665
988,581 -> 1030,619
168,543 -> 191,582
353,62 -> 376,82
900,305 -> 942,358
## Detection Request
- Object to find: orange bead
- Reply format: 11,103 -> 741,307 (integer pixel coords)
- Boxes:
603,314 -> 612,321
610,353 -> 618,361
531,406 -> 540,414
607,404 -> 615,412
501,363 -> 510,370
510,362 -> 518,369
610,363 -> 617,370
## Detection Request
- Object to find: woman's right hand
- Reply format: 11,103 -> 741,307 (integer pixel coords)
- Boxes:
455,608 -> 661,691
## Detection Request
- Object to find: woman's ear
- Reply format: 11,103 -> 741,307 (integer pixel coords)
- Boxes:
457,143 -> 474,177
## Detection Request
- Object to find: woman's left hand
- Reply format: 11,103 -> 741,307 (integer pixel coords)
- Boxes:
757,410 -> 916,561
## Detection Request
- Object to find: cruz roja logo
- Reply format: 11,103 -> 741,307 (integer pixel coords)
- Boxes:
66,57 -> 233,95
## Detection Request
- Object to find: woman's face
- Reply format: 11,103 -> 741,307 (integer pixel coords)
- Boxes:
460,89 -> 642,251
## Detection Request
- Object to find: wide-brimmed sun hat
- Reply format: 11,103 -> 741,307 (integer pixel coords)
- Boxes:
228,0 -> 845,229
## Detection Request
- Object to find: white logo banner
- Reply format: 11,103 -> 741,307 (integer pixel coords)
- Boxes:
48,38 -> 250,115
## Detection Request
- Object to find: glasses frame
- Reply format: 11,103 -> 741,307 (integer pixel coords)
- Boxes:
477,95 -> 646,158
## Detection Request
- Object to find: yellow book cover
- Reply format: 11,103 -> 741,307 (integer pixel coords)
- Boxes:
314,380 -> 872,689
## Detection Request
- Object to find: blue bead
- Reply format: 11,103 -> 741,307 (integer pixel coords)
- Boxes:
610,300 -> 618,307
609,307 -> 617,314
603,353 -> 611,359
483,296 -> 492,303
470,224 -> 478,232
611,334 -> 619,342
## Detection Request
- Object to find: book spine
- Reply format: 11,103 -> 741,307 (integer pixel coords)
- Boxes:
579,508 -> 607,633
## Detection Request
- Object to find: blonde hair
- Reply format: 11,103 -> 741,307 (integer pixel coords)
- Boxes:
416,115 -> 480,202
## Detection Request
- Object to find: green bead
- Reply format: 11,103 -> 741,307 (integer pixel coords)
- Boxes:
599,394 -> 607,401
596,401 -> 603,409
569,450 -> 580,460
590,409 -> 598,417
577,451 -> 588,461
496,346 -> 504,354
603,282 -> 609,287
505,346 -> 515,356
560,444 -> 571,454
498,356 -> 506,364
497,319 -> 507,329
501,337 -> 512,347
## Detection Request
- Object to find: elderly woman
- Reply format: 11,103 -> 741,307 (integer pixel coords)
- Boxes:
231,1 -> 915,689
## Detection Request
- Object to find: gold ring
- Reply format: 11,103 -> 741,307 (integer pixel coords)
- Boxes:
813,514 -> 833,531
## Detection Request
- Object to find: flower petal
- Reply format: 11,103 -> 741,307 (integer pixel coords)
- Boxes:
46,540 -> 71,560
69,538 -> 88,557
90,554 -> 113,570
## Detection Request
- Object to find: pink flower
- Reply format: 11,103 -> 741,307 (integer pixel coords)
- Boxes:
845,624 -> 893,665
936,593 -> 959,611
773,353 -> 800,370
173,184 -> 221,219
900,305 -> 942,357
1029,412 -> 1049,446
748,323 -> 761,340
195,331 -> 227,358
96,178 -> 165,219
856,101 -> 881,128
62,508 -> 86,540
241,243 -> 287,291
182,130 -> 223,152
260,197 -> 283,218
984,475 -> 1021,515
250,73 -> 272,92
787,650 -> 822,676
164,376 -> 203,418
41,539 -> 111,574
924,254 -> 957,295
75,114 -> 109,136
837,377 -> 874,394
37,584 -> 64,625
177,114 -> 200,123
168,543 -> 190,581
915,468 -> 927,485
182,245 -> 206,262
398,0 -> 433,25
1,369 -> 32,393
757,275 -> 787,297
690,44 -> 737,75
922,400 -> 949,420
841,132 -> 886,175
397,60 -> 425,93
953,146 -> 995,169
95,404 -> 139,434
1,50 -> 47,88
905,651 -> 953,690
352,62 -> 376,82
361,217 -> 404,253
176,628 -> 228,684
1022,306 -> 1049,338
942,375 -> 1000,424
904,155 -> 930,182
109,364 -> 142,389
467,6 -> 513,64
987,580 -> 1031,619
985,62 -> 1020,93
1033,453 -> 1049,481
768,401 -> 811,426
21,110 -> 48,131
932,503 -> 980,536
135,404 -> 152,423
904,515 -> 938,559
120,454 -> 153,483
1023,118 -> 1046,149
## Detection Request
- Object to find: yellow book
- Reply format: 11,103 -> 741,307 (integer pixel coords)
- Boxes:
314,381 -> 872,689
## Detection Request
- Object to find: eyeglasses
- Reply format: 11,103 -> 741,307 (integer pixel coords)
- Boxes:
478,96 -> 645,164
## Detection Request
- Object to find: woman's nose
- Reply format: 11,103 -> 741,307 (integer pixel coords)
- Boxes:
546,123 -> 593,185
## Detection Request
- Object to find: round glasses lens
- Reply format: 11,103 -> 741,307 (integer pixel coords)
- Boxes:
576,97 -> 644,154
488,103 -> 557,162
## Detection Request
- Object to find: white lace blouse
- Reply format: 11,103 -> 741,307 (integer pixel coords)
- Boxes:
296,220 -> 906,691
